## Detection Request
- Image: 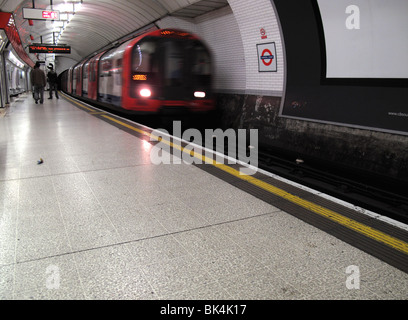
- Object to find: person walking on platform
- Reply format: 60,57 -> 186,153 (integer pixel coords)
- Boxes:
30,61 -> 46,104
47,63 -> 59,99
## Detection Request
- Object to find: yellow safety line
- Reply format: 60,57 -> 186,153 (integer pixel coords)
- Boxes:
63,94 -> 95,112
94,113 -> 408,254
89,112 -> 107,115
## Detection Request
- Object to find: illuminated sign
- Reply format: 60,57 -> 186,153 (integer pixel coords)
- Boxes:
29,45 -> 71,54
42,11 -> 59,19
160,30 -> 189,37
133,74 -> 147,81
23,8 -> 60,20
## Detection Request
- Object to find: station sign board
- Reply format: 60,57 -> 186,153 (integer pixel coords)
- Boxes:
23,8 -> 60,20
29,44 -> 71,54
257,42 -> 277,72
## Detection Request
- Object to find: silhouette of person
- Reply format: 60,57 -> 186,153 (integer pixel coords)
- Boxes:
30,61 -> 46,104
47,63 -> 59,99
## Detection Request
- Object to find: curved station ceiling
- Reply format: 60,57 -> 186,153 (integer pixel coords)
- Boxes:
0,0 -> 228,62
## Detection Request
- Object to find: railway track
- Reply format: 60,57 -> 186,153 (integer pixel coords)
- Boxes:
256,148 -> 408,225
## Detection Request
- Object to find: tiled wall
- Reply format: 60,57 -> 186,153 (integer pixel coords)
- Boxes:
227,0 -> 284,95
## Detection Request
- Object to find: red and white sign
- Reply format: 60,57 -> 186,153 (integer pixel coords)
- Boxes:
257,42 -> 277,72
260,49 -> 273,66
42,11 -> 59,20
260,28 -> 267,39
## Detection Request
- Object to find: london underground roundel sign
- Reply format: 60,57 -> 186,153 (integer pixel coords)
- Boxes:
257,42 -> 277,72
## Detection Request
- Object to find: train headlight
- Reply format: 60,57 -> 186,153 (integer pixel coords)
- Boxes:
139,88 -> 152,98
194,91 -> 206,98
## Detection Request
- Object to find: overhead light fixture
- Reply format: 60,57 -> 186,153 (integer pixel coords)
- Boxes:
58,1 -> 84,18
8,51 -> 24,68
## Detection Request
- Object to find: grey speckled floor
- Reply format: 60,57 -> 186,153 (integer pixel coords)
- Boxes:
1,94 -> 407,300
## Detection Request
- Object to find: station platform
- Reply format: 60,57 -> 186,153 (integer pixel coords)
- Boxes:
0,92 -> 407,301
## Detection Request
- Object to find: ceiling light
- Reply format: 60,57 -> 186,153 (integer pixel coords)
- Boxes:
8,51 -> 24,68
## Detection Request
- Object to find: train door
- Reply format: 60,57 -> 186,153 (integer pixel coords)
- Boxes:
188,41 -> 212,97
75,65 -> 82,96
0,30 -> 7,107
88,51 -> 104,100
98,49 -> 114,104
67,68 -> 72,94
160,39 -> 212,102
161,40 -> 187,101
0,54 -> 5,107
82,60 -> 90,97
72,67 -> 77,95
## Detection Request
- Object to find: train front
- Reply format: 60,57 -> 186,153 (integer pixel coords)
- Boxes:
123,29 -> 215,115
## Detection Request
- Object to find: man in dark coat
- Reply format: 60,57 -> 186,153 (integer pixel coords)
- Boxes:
47,63 -> 59,99
30,61 -> 46,104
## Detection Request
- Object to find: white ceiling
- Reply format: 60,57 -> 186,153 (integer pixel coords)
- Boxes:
0,0 -> 228,63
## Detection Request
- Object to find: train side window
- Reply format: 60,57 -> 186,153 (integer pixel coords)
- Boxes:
100,49 -> 114,78
101,59 -> 112,77
115,58 -> 123,86
90,60 -> 96,82
83,63 -> 89,79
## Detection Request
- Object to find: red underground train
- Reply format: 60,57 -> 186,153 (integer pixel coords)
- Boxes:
60,28 -> 215,115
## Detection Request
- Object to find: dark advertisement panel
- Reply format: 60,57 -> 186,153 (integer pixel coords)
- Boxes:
274,0 -> 408,134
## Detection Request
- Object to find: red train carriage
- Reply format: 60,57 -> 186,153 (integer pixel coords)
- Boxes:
72,61 -> 85,96
62,28 -> 214,114
87,51 -> 105,100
